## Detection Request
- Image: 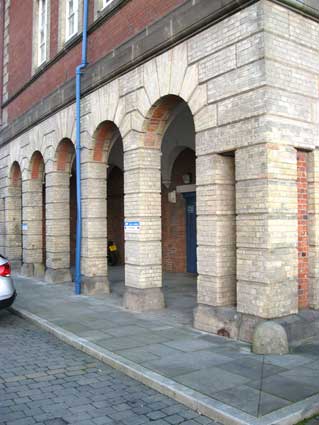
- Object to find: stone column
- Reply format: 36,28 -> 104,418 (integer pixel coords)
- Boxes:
0,197 -> 5,255
81,156 -> 110,294
4,185 -> 22,271
21,178 -> 45,277
308,149 -> 319,309
236,144 -> 298,319
123,147 -> 164,311
194,154 -> 236,333
44,170 -> 72,283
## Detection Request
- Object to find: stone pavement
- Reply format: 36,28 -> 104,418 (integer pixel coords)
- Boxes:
0,310 -> 219,425
9,273 -> 319,424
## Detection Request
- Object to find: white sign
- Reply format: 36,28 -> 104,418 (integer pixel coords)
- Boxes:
124,221 -> 140,233
22,223 -> 28,231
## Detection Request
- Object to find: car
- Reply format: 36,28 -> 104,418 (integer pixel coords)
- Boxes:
0,255 -> 16,310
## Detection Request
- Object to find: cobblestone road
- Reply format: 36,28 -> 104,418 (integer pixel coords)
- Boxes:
0,311 -> 220,425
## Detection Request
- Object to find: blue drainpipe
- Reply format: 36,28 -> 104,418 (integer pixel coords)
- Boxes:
75,0 -> 89,295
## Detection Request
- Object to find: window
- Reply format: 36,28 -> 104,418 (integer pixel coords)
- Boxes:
66,0 -> 79,40
102,0 -> 115,8
38,0 -> 47,65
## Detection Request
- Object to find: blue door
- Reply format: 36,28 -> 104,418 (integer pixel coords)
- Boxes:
183,192 -> 197,273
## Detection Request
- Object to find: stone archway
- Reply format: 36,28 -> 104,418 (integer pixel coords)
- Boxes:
80,120 -> 123,295
21,151 -> 46,277
6,162 -> 22,271
45,138 -> 74,283
123,94 -> 197,312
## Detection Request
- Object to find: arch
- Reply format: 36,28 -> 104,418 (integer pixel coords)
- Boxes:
30,151 -> 45,180
143,95 -> 187,149
7,161 -> 22,270
123,94 -> 197,311
55,138 -> 75,172
80,120 -> 124,294
93,121 -> 121,162
10,161 -> 22,187
20,151 -> 47,277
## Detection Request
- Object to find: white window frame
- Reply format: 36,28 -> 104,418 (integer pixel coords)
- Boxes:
66,0 -> 79,41
38,0 -> 47,66
102,0 -> 115,9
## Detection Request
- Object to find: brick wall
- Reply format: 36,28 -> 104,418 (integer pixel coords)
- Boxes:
162,148 -> 195,273
6,0 -> 185,123
297,150 -> 309,309
7,0 -> 33,97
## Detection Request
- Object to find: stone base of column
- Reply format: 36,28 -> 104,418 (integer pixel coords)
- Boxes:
45,268 -> 72,283
10,260 -> 22,274
34,263 -> 45,278
21,263 -> 34,277
193,304 -> 260,342
81,276 -> 110,295
194,304 -> 319,344
21,263 -> 45,278
123,287 -> 165,312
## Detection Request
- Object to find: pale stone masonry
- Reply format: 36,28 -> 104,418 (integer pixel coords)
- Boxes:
1,0 -> 319,341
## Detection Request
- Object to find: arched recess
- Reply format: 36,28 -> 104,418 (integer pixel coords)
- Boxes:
80,120 -> 123,295
21,151 -> 46,277
44,138 -> 74,283
123,94 -> 197,312
6,162 -> 22,270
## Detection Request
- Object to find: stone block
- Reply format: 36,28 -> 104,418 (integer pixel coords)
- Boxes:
196,154 -> 235,186
125,240 -> 161,266
197,274 -> 236,307
237,247 -> 297,284
197,245 -> 236,277
125,263 -> 162,289
81,275 -> 110,295
45,267 -> 72,283
197,215 -> 235,247
236,215 -> 297,249
207,59 -> 265,103
252,321 -> 289,355
196,184 -> 235,216
123,286 -> 165,312
237,279 -> 298,318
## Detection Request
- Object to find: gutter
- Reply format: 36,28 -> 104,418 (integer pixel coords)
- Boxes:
272,0 -> 319,18
75,0 -> 89,295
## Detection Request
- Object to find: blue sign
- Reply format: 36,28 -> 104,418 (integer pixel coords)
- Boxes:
124,221 -> 141,233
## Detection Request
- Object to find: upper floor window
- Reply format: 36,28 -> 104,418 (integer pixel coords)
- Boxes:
66,0 -> 79,40
102,0 -> 115,7
38,0 -> 48,65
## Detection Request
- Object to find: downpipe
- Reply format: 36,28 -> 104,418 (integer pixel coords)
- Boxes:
75,0 -> 89,295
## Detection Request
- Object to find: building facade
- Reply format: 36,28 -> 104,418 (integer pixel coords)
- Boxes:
0,0 -> 319,341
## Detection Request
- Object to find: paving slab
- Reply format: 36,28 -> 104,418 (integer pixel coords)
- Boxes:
9,274 -> 319,425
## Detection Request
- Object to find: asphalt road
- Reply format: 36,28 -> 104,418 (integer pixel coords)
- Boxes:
0,311 -> 220,425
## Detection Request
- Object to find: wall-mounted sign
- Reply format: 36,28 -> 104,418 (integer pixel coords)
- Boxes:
124,221 -> 140,233
22,223 -> 28,231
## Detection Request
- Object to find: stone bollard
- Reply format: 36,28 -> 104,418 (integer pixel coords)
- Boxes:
252,321 -> 289,355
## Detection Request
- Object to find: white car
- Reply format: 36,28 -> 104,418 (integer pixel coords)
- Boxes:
0,255 -> 16,310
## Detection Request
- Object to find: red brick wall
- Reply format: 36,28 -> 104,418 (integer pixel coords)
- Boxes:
6,0 -> 185,123
162,148 -> 195,273
297,151 -> 309,309
7,0 -> 33,96
107,166 -> 124,264
50,0 -> 59,57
